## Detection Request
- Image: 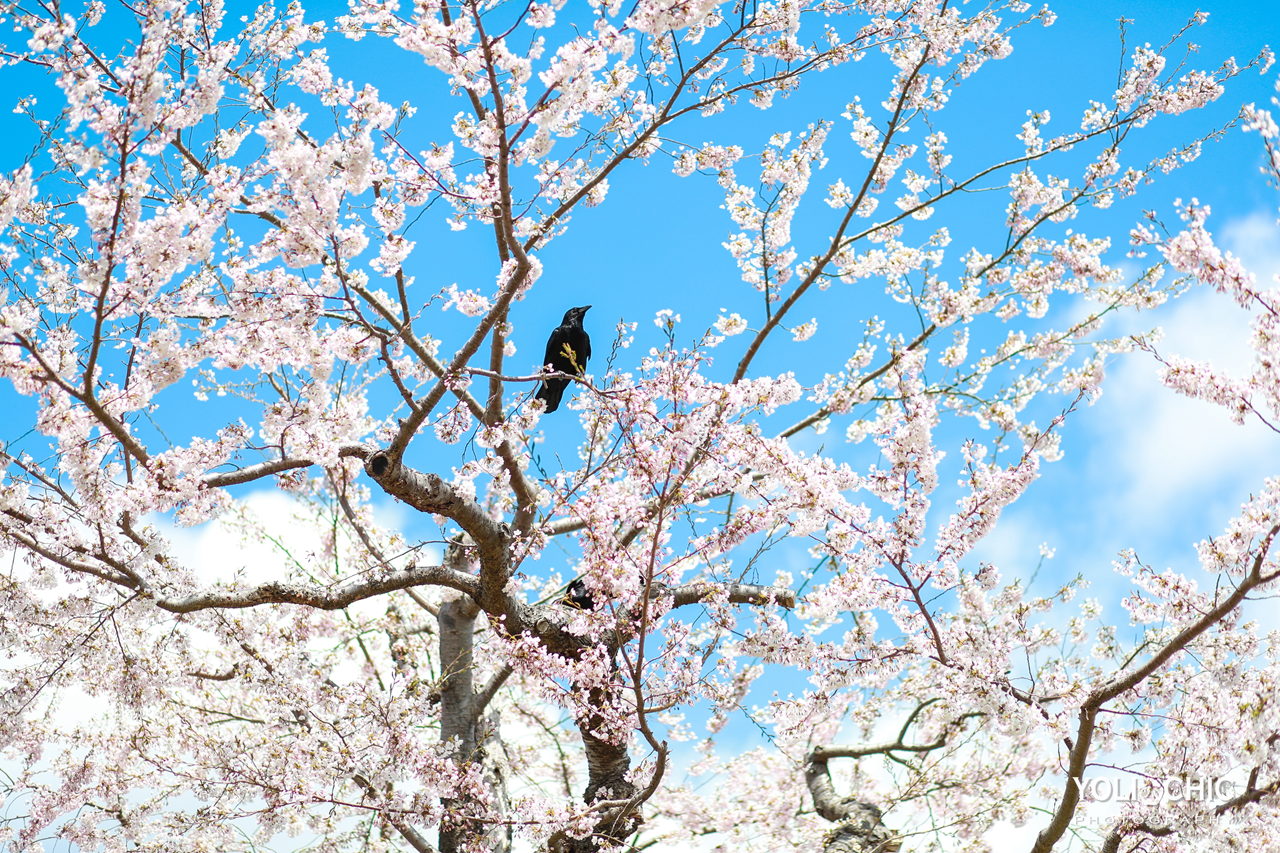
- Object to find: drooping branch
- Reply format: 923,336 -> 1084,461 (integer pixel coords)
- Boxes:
473,663 -> 513,720
151,563 -> 480,614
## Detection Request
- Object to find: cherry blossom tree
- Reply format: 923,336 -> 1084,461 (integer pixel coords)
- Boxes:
0,0 -> 1277,851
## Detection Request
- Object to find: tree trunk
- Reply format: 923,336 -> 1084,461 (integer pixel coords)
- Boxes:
438,589 -> 512,853
553,681 -> 639,853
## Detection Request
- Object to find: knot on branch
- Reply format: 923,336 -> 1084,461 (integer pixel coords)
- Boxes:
368,451 -> 391,478
363,451 -> 452,514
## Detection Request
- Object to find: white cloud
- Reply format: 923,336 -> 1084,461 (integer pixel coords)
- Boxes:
155,489 -> 424,585
1088,211 -> 1280,527
1223,210 -> 1280,287
967,211 -> 1280,609
157,489 -> 318,583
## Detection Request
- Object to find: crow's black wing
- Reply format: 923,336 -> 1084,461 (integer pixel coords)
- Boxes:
535,324 -> 573,412
543,324 -> 572,373
548,324 -> 588,375
562,578 -> 594,610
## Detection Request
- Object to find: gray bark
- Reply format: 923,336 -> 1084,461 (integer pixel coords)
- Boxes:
437,539 -> 512,853
477,709 -> 515,853
805,757 -> 900,853
562,683 -> 639,853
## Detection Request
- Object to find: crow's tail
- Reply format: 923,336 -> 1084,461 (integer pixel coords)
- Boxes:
535,379 -> 566,413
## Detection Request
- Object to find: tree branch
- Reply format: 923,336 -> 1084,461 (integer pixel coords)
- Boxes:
150,563 -> 479,614
1031,524 -> 1280,853
670,581 -> 796,610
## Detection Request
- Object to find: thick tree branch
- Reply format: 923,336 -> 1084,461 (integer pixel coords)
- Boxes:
670,581 -> 796,610
150,563 -> 479,613
364,452 -> 512,608
804,757 -> 901,853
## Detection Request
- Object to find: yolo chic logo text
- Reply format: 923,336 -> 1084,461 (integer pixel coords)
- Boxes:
1072,775 -> 1236,804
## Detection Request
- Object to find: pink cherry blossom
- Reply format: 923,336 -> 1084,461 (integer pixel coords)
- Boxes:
1,3 -> 1279,853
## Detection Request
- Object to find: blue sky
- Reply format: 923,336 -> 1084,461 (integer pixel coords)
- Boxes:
2,0 -> 1277,532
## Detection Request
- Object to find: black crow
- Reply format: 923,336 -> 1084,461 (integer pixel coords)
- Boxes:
535,305 -> 591,413
560,574 -> 657,611
563,577 -> 595,610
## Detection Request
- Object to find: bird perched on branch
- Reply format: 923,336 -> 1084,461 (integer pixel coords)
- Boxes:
563,577 -> 595,610
534,305 -> 591,413
560,573 -> 659,611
